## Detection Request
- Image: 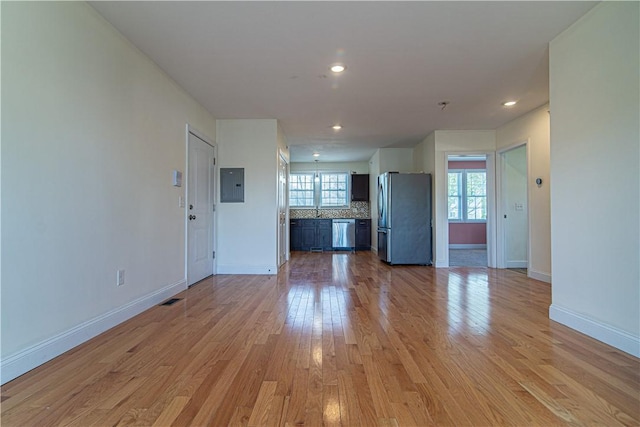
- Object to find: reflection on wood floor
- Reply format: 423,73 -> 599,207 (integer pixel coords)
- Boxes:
2,251 -> 639,426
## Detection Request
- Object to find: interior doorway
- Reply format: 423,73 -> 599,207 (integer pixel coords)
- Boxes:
497,143 -> 529,272
447,154 -> 488,267
186,128 -> 216,286
277,153 -> 289,268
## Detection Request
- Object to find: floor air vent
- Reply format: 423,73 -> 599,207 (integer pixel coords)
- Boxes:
160,298 -> 182,306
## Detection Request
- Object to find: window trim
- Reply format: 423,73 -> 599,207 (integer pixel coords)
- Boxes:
448,169 -> 487,223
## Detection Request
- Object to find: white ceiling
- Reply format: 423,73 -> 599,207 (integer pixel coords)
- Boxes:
89,1 -> 597,163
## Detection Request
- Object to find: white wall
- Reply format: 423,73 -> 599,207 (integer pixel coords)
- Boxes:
277,123 -> 289,163
496,105 -> 551,281
379,148 -> 414,173
1,2 -> 217,382
369,150 -> 381,251
549,2 -> 640,356
216,120 -> 280,274
291,161 -> 368,174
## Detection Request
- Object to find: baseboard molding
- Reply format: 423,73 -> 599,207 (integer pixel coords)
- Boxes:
549,304 -> 640,358
528,269 -> 551,283
506,260 -> 528,268
0,280 -> 186,385
217,265 -> 278,275
449,244 -> 487,249
435,260 -> 448,268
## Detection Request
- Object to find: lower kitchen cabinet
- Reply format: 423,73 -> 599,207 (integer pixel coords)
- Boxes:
317,220 -> 333,250
290,219 -> 332,251
355,219 -> 371,250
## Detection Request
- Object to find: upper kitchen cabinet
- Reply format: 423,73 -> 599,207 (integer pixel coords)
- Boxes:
351,174 -> 369,202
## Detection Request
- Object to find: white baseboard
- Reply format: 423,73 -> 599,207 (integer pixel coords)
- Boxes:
528,269 -> 551,283
449,244 -> 487,249
0,280 -> 186,385
435,260 -> 448,268
217,265 -> 277,275
549,304 -> 640,358
506,260 -> 528,268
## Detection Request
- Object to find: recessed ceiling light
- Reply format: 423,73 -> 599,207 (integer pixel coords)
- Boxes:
332,124 -> 342,130
313,153 -> 320,157
330,64 -> 346,73
503,101 -> 517,107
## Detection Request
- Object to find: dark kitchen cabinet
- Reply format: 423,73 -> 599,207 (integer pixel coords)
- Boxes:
290,219 -> 303,250
317,220 -> 333,250
355,219 -> 371,250
351,174 -> 370,202
290,219 -> 332,251
300,220 -> 317,248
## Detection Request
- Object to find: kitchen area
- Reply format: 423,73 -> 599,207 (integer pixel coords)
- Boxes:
289,168 -> 372,253
288,160 -> 433,265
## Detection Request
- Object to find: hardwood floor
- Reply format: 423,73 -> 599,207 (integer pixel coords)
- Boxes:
2,251 -> 639,426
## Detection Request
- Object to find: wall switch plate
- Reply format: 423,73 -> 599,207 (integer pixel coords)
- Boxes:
179,195 -> 185,208
172,170 -> 182,187
117,269 -> 125,286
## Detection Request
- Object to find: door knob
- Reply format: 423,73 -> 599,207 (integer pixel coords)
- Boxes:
189,215 -> 197,220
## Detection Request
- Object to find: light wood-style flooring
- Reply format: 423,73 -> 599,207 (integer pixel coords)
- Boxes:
2,251 -> 639,426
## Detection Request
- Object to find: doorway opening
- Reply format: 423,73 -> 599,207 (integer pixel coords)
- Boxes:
447,154 -> 488,267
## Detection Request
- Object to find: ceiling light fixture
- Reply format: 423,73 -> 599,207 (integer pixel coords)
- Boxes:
313,152 -> 320,157
332,124 -> 342,130
503,101 -> 517,107
330,64 -> 346,73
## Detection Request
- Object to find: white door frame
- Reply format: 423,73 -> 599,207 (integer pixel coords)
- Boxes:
185,124 -> 217,284
442,151 -> 496,268
496,140 -> 530,270
277,150 -> 289,267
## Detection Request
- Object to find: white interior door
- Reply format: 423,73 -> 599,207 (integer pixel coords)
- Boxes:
500,145 -> 528,269
187,132 -> 215,286
277,154 -> 288,267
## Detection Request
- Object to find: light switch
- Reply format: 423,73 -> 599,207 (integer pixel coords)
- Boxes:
178,195 -> 185,208
172,170 -> 182,187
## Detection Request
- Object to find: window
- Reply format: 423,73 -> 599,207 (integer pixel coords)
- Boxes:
289,173 -> 315,207
289,171 -> 349,208
320,173 -> 348,207
448,169 -> 486,221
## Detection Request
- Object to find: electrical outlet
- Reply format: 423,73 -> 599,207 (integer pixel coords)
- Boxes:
117,269 -> 125,286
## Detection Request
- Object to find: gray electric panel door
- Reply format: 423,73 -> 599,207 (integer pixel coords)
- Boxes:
220,168 -> 244,203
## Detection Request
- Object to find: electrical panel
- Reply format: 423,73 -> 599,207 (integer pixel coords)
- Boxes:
220,168 -> 244,203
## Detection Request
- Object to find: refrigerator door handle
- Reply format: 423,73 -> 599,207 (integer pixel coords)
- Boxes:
377,229 -> 387,234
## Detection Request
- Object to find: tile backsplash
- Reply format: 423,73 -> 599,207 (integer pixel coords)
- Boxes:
290,201 -> 370,219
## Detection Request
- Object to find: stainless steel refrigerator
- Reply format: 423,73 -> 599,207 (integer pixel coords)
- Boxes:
377,172 -> 432,265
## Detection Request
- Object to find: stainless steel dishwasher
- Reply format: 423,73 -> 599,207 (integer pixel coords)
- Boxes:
332,219 -> 355,251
